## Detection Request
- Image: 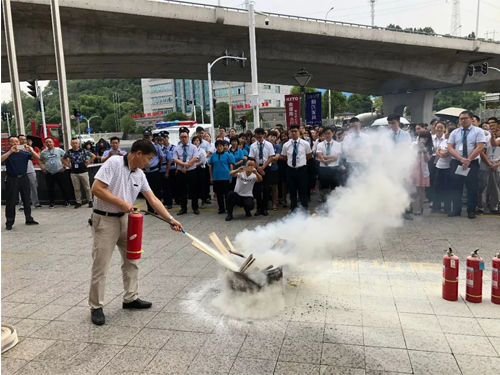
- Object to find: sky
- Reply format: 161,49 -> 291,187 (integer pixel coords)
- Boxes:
1,0 -> 499,102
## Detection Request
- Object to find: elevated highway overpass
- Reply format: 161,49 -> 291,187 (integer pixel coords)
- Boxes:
2,0 -> 500,122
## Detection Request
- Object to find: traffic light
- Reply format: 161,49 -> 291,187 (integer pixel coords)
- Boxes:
481,62 -> 489,75
73,108 -> 81,117
213,98 -> 217,108
35,100 -> 41,112
467,65 -> 474,77
27,80 -> 37,98
222,49 -> 229,66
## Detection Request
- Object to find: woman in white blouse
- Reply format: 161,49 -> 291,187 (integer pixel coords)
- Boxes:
432,123 -> 456,213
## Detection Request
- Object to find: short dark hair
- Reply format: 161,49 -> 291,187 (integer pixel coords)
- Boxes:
430,118 -> 439,125
416,123 -> 426,128
18,134 -> 26,138
459,110 -> 473,118
323,126 -> 335,133
254,128 -> 265,135
223,140 -> 229,146
387,114 -> 400,122
71,137 -> 79,141
276,124 -> 284,129
196,126 -> 205,133
191,135 -> 202,144
219,126 -> 226,131
229,136 -> 239,143
488,117 -> 498,123
8,135 -> 18,140
130,139 -> 157,155
110,136 -> 120,143
215,140 -> 225,148
289,124 -> 300,131
239,133 -> 247,139
349,117 -> 360,123
472,115 -> 481,123
268,130 -> 278,137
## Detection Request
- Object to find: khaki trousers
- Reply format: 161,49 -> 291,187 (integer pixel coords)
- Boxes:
70,172 -> 92,204
88,214 -> 138,310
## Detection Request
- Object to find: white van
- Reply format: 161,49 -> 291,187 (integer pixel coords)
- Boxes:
152,124 -> 214,145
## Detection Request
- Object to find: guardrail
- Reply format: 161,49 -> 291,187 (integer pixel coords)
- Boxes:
152,0 -> 500,44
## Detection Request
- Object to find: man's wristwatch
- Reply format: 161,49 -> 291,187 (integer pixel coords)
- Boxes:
168,215 -> 174,223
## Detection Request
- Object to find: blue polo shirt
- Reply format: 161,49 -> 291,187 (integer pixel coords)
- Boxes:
270,143 -> 282,171
3,150 -> 32,176
241,148 -> 249,166
243,144 -> 251,154
228,148 -> 244,167
209,152 -> 235,181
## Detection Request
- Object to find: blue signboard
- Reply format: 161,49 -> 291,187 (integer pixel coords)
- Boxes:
305,92 -> 322,126
87,128 -> 91,133
79,115 -> 84,120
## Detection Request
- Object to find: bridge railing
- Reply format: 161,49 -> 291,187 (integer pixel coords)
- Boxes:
153,0 -> 499,44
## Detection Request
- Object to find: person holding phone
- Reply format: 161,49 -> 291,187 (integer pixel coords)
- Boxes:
100,137 -> 127,163
226,161 -> 262,221
1,136 -> 40,230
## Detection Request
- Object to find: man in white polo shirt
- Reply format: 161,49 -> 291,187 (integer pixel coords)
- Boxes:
447,110 -> 486,219
281,124 -> 312,212
89,139 -> 183,326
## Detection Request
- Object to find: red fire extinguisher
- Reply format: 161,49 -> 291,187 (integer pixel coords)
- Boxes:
492,253 -> 500,305
126,210 -> 144,260
442,248 -> 459,301
466,249 -> 484,303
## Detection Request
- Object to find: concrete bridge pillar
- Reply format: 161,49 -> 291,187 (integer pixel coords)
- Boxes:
383,90 -> 435,124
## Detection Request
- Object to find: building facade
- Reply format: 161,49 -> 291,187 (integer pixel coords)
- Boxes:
142,78 -> 293,122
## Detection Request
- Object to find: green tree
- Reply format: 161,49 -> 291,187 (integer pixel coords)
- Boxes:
290,86 -> 318,95
101,114 -> 118,132
373,96 -> 383,114
165,112 -> 188,121
346,94 -> 373,114
433,91 -> 483,112
121,115 -> 136,133
321,91 -> 347,118
189,108 -> 209,123
214,102 -> 235,127
243,109 -> 264,122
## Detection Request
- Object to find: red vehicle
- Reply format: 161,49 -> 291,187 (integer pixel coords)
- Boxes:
1,133 -> 10,152
28,121 -> 63,150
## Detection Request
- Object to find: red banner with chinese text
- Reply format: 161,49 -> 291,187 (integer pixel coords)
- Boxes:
285,94 -> 301,128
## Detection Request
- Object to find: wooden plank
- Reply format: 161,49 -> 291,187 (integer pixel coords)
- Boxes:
209,232 -> 230,256
241,258 -> 256,273
239,254 -> 253,273
192,241 -> 216,260
224,237 -> 236,252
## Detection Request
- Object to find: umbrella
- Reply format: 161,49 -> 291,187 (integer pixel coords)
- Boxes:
371,116 -> 410,127
434,107 -> 466,122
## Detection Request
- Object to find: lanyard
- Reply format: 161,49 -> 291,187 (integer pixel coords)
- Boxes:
392,130 -> 400,143
292,139 -> 300,155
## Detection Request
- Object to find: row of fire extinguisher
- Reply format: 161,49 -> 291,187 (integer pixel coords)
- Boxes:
443,248 -> 500,304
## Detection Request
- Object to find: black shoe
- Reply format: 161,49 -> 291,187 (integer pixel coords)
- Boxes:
476,210 -> 484,216
19,207 -> 24,212
225,214 -> 233,221
468,212 -> 476,219
167,205 -> 172,209
49,204 -> 55,209
91,308 -> 105,325
448,212 -> 461,217
218,209 -> 226,214
6,225 -> 12,231
63,201 -> 70,207
262,210 -> 269,216
25,220 -> 39,225
245,211 -> 252,217
35,204 -> 42,209
88,201 -> 93,208
193,209 -> 200,215
74,203 -> 82,209
254,210 -> 262,217
204,199 -> 211,204
123,298 -> 152,309
402,213 -> 413,221
177,209 -> 187,215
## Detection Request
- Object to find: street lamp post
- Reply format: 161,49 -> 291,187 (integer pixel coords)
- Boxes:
83,116 -> 100,133
325,6 -> 334,21
293,68 -> 313,126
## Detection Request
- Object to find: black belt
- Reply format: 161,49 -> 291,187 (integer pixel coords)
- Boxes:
93,209 -> 125,217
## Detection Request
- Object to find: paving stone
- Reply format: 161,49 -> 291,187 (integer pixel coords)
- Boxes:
408,351 -> 461,375
364,347 -> 412,373
274,362 -> 321,375
455,354 -> 500,375
1,358 -> 28,375
321,343 -> 365,368
363,326 -> 406,349
323,324 -> 363,345
2,337 -> 56,361
127,328 -> 172,349
13,318 -> 50,337
229,357 -> 275,375
436,316 -> 485,336
185,353 -> 236,374
35,341 -> 88,363
446,333 -> 498,356
238,335 -> 284,361
162,331 -> 209,351
145,350 -> 197,374
398,312 -> 442,332
104,346 -> 159,372
320,365 -> 366,375
477,318 -> 500,337
278,338 -> 322,364
285,321 -> 325,342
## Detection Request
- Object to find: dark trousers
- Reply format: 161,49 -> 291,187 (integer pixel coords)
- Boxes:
449,159 -> 479,214
5,175 -> 33,227
319,166 -> 341,191
145,171 -> 162,212
346,162 -> 363,182
162,169 -> 177,206
203,164 -> 211,201
196,167 -> 206,203
426,156 -> 437,202
177,169 -> 198,210
433,167 -> 452,213
253,166 -> 271,211
45,171 -> 70,204
213,180 -> 230,211
287,165 -> 309,211
227,191 -> 254,215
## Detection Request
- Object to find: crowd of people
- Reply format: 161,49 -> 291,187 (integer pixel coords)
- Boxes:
2,113 -> 499,229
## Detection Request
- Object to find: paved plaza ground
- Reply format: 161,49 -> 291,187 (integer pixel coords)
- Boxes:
1,200 -> 500,375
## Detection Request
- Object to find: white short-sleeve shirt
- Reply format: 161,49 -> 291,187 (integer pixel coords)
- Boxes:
234,172 -> 258,197
447,125 -> 486,160
93,155 -> 151,213
281,139 -> 312,168
249,140 -> 275,167
173,143 -> 199,171
316,140 -> 342,167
